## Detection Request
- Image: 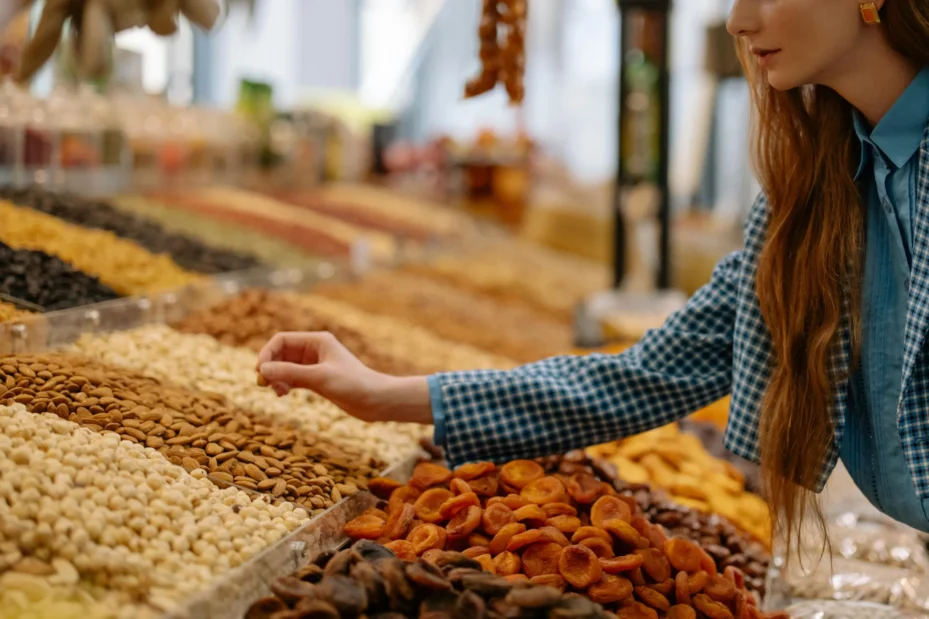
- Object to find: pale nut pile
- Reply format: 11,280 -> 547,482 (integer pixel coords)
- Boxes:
0,301 -> 32,323
0,405 -> 309,613
68,326 -> 427,465
0,571 -> 153,619
0,353 -> 380,515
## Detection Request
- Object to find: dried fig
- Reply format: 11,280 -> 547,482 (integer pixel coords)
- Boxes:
489,522 -> 527,555
379,557 -> 416,610
566,472 -> 603,504
454,461 -> 496,480
406,559 -> 453,590
454,590 -> 486,618
440,492 -> 482,520
446,505 -> 483,540
414,488 -> 455,523
500,459 -> 545,489
368,477 -> 404,499
410,461 -> 453,489
587,574 -> 634,604
350,560 -> 387,608
383,540 -> 417,561
353,539 -> 396,563
693,593 -> 735,619
344,514 -> 386,540
591,496 -> 633,527
460,571 -> 513,597
579,537 -> 615,559
482,503 -> 517,535
520,476 -> 568,505
600,554 -> 645,574
559,545 -> 602,589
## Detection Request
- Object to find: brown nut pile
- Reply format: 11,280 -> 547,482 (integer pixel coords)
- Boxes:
465,0 -> 528,104
172,289 -> 422,376
343,459 -> 774,616
0,301 -> 32,323
0,353 -> 382,516
247,539 -> 616,619
536,452 -> 771,598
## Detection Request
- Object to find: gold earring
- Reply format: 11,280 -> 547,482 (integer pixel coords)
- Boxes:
860,2 -> 881,24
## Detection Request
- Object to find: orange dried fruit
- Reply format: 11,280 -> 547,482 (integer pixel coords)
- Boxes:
422,548 -> 444,564
546,515 -> 582,534
407,523 -> 447,555
486,496 -> 505,507
493,551 -> 521,576
634,548 -> 671,582
559,545 -> 602,589
600,554 -> 645,574
572,526 -> 613,545
635,587 -> 670,612
505,529 -> 544,553
649,579 -> 674,595
668,605 -> 697,619
539,526 -> 571,547
512,504 -> 548,526
734,590 -> 749,619
520,476 -> 568,506
675,571 -> 692,605
617,601 -> 659,619
362,507 -> 389,520
579,537 -> 615,559
745,607 -> 763,619
588,573 -> 634,604
462,546 -> 491,559
666,538 -> 717,575
724,565 -> 746,590
500,460 -> 545,490
604,520 -> 650,549
409,462 -> 452,490
469,533 -> 492,547
705,574 -> 737,602
413,488 -> 454,524
566,472 -> 603,504
489,522 -> 527,555
481,503 -> 517,536
591,496 -> 633,527
382,503 -> 416,540
688,570 -> 709,593
383,539 -> 417,561
343,514 -> 386,540
617,494 -> 639,514
522,542 -> 564,577
387,486 -> 421,515
502,494 -> 532,510
449,478 -> 472,495
506,573 -> 530,584
439,492 -> 481,520
446,505 -> 482,541
530,574 -> 566,592
468,475 -> 499,497
475,553 -> 496,574
629,567 -> 647,586
367,477 -> 403,499
694,594 -> 735,619
542,503 -> 578,518
453,461 -> 496,480
631,515 -> 668,549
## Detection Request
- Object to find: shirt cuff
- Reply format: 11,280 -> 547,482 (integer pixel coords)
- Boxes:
427,375 -> 446,450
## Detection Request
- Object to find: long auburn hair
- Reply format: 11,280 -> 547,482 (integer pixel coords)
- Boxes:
742,2 -> 929,553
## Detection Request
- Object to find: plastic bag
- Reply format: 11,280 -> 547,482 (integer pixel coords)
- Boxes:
785,600 -> 929,619
783,558 -> 929,611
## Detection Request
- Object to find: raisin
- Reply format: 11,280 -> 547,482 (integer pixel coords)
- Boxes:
566,472 -> 603,504
409,461 -> 453,490
539,526 -> 571,547
343,514 -> 386,540
482,503 -> 517,536
591,496 -> 633,527
493,550 -> 522,576
675,571 -> 691,605
617,601 -> 659,619
512,504 -> 548,526
604,520 -> 650,549
489,522 -> 527,555
572,526 -> 613,545
367,477 -> 404,500
454,461 -> 496,480
694,594 -> 735,619
522,542 -> 565,577
705,574 -> 737,602
520,476 -> 568,505
529,574 -> 566,592
447,505 -> 483,541
414,488 -> 454,524
579,537 -> 615,559
383,540 -> 417,561
668,605 -> 697,619
635,548 -> 671,582
468,475 -> 499,497
600,554 -> 645,574
387,486 -> 421,516
559,545 -> 602,589
500,459 -> 546,489
505,528 -> 545,552
587,573 -> 634,604
270,577 -> 316,605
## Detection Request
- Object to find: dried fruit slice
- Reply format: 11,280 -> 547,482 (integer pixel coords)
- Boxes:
469,533 -> 492,547
453,461 -> 496,480
382,503 -> 416,540
587,574 -> 634,604
422,548 -> 445,564
724,565 -> 746,590
675,570 -> 691,605
405,559 -> 453,591
407,523 -> 447,555
474,553 -> 497,574
543,503 -> 578,518
505,586 -> 564,608
558,545 -> 602,589
600,554 -> 645,574
450,478 -> 472,495
489,522 -> 527,555
512,504 -> 548,526
591,496 -> 633,527
502,494 -> 533,510
668,605 -> 697,619
383,540 -> 417,561
387,486 -> 422,516
522,542 -> 564,577
414,488 -> 455,524
505,573 -> 530,583
462,546 -> 491,559
539,526 -> 571,547
705,574 -> 737,602
500,459 -> 545,489
344,514 -> 386,540
439,492 -> 482,520
604,520 -> 650,549
631,515 -> 669,550
629,567 -> 647,586
446,505 -> 483,541
635,586 -> 670,611
362,507 -> 389,521
546,515 -> 582,534
493,551 -> 521,576
566,472 -> 603,504
368,477 -> 403,499
572,526 -> 613,545
529,574 -> 566,592
666,538 -> 717,575
694,593 -> 735,619
520,476 -> 568,505
482,503 -> 517,536
634,548 -> 671,582
468,475 -> 499,497
618,601 -> 659,619
409,462 -> 453,490
505,529 -> 544,553
648,578 -> 674,595
579,537 -> 614,559
688,570 -> 709,593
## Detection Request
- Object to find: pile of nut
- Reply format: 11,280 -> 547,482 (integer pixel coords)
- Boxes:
0,200 -> 199,295
249,539 -> 618,619
68,325 -> 427,464
0,353 -> 382,515
342,458 -> 770,615
465,0 -> 528,104
586,424 -> 770,544
0,300 -> 33,323
0,404 -> 308,614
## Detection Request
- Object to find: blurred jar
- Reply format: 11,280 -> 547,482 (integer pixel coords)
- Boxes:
0,79 -> 25,186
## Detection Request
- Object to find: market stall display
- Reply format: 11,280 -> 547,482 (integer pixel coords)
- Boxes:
0,300 -> 32,322
678,420 -> 761,495
465,0 -> 527,104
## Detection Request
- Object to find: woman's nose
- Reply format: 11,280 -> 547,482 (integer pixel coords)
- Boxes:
727,0 -> 760,36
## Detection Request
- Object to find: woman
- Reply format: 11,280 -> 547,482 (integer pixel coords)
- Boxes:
258,0 -> 929,543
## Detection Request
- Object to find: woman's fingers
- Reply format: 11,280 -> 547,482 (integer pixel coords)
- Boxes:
14,0 -> 69,81
257,332 -> 339,367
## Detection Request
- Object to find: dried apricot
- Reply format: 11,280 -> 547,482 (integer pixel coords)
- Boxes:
733,590 -> 748,619
539,526 -> 571,547
382,503 -> 416,540
617,494 -> 638,514
693,594 -> 734,619
468,533 -> 492,547
604,520 -> 650,549
761,613 -> 790,619
383,540 -> 417,561
362,507 -> 389,520
530,574 -> 566,592
572,526 -> 613,545
446,505 -> 482,541
453,461 -> 496,480
559,545 -> 602,589
475,553 -> 497,574
409,462 -> 453,490
468,476 -> 499,497
482,503 -> 517,536
541,504 -> 575,520
522,542 -> 564,577
489,522 -> 527,555
505,574 -> 530,584
439,492 -> 481,520
502,494 -> 532,510
343,514 -> 385,540
588,574 -> 634,604
566,472 -> 603,504
387,486 -> 421,516
648,579 -> 674,595
422,548 -> 444,564
629,567 -> 647,586
462,546 -> 491,559
688,570 -> 709,593
486,496 -> 505,507
413,488 -> 454,524
600,554 -> 645,574
521,476 -> 568,505
591,496 -> 633,527
449,478 -> 472,495
724,566 -> 746,590
512,504 -> 548,526
665,538 -> 717,575
668,605 -> 697,619
617,601 -> 659,619
745,607 -> 763,619
367,477 -> 403,499
635,586 -> 670,611
407,523 -> 447,555
493,551 -> 521,576
505,529 -> 544,553
675,571 -> 692,605
500,460 -> 545,489
631,515 -> 668,550
634,549 -> 671,582
705,574 -> 737,602
546,515 -> 582,534
579,537 -> 615,559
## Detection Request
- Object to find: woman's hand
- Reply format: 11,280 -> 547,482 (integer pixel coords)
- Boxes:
256,332 -> 433,425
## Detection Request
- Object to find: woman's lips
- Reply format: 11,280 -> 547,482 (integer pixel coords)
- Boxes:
751,47 -> 781,68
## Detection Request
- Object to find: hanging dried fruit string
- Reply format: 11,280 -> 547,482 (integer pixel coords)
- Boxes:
464,0 -> 527,105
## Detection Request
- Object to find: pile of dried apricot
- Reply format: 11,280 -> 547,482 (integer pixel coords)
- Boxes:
344,459 -> 780,617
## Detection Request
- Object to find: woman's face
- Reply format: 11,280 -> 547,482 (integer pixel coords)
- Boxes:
727,0 -> 880,91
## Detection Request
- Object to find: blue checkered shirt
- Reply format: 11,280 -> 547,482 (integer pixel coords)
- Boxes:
431,123 -> 929,496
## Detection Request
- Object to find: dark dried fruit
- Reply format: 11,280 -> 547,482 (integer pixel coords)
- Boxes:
549,595 -> 605,619
434,552 -> 484,572
292,599 -> 341,619
504,586 -> 564,608
406,559 -> 453,591
270,576 -> 318,605
587,574 -> 633,604
500,460 -> 545,489
295,563 -> 324,583
454,590 -> 487,619
460,571 -> 513,597
323,548 -> 360,577
559,545 -> 602,589
315,574 -> 368,615
245,597 -> 286,619
350,560 -> 387,609
353,540 -> 396,563
379,558 -> 416,609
